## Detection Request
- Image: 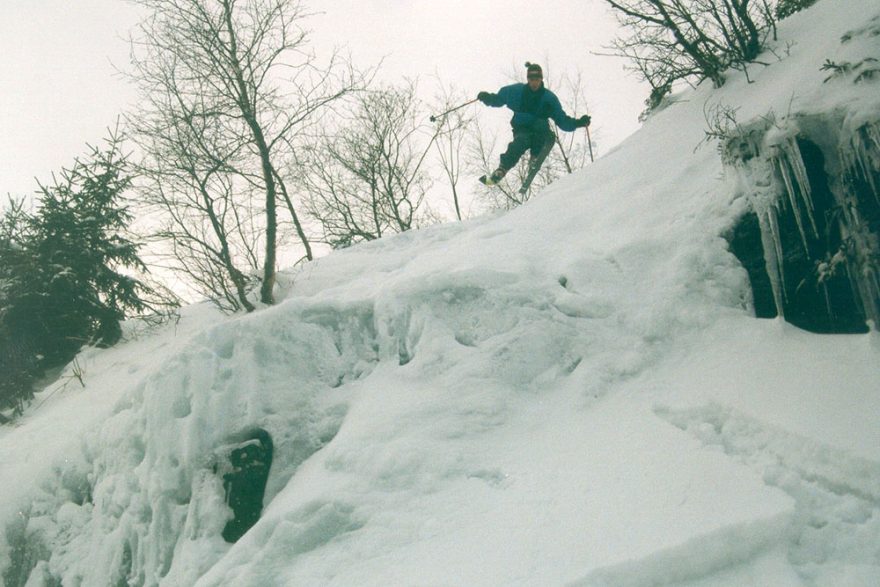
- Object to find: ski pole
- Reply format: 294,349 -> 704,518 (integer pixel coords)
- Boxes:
586,125 -> 595,163
429,99 -> 478,123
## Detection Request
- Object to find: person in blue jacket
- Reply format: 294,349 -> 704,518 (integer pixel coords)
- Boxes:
477,62 -> 590,185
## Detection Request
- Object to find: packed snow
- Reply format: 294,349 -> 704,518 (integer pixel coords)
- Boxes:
2,1 -> 879,586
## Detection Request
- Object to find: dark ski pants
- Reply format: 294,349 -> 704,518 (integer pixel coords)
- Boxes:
499,126 -> 555,172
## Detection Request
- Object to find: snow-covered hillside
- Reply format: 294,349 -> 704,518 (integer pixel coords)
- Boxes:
2,1 -> 879,585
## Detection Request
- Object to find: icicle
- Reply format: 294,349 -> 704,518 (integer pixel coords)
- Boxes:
759,204 -> 787,317
836,122 -> 880,327
775,153 -> 812,255
864,265 -> 880,326
786,137 -> 820,237
853,123 -> 880,203
855,264 -> 880,327
840,123 -> 880,205
772,136 -> 823,253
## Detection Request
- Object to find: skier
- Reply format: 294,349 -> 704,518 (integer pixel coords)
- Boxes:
477,62 -> 591,190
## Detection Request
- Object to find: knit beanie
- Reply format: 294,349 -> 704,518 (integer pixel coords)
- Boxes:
525,62 -> 543,78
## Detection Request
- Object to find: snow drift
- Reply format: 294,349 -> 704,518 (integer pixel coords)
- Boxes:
1,1 -> 879,586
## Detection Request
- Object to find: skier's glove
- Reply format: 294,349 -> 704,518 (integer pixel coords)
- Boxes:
576,115 -> 591,128
477,91 -> 494,105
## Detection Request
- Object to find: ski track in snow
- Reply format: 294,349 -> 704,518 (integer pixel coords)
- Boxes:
654,403 -> 880,587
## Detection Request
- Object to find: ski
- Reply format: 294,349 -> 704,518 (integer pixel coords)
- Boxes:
518,138 -> 554,195
518,165 -> 541,195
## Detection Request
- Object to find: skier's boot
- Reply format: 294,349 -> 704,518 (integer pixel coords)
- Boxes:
480,167 -> 507,186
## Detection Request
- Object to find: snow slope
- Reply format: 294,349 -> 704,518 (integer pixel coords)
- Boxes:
2,1 -> 879,585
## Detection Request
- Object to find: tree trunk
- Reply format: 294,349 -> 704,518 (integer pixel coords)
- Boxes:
222,0 -> 278,305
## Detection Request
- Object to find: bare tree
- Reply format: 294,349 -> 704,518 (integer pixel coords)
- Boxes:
430,85 -> 477,221
543,65 -> 595,177
127,0 -> 365,308
300,82 -> 439,248
130,101 -> 261,311
603,0 -> 776,99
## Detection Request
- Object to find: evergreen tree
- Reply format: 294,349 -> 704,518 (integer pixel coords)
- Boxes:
0,198 -> 38,416
775,0 -> 817,19
0,132 -> 176,416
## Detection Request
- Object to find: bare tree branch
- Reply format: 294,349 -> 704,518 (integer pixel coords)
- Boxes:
127,0 -> 369,309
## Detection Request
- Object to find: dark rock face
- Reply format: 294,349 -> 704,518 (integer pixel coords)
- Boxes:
728,210 -> 778,320
219,429 -> 274,543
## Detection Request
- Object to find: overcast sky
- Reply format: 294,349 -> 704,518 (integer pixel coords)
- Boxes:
0,0 -> 647,199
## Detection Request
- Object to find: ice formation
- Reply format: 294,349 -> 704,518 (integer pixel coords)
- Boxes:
723,11 -> 880,333
725,114 -> 879,332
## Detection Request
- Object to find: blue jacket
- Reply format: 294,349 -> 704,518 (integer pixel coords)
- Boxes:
482,83 -> 580,132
